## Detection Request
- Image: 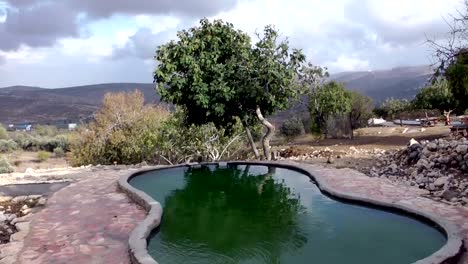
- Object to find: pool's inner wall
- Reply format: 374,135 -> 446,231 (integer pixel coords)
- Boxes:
118,161 -> 464,264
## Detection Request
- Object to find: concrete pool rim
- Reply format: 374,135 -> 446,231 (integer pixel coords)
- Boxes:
118,161 -> 464,264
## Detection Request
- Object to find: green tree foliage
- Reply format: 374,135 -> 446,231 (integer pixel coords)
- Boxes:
412,79 -> 454,112
349,91 -> 374,130
375,98 -> 411,120
309,81 -> 352,132
446,51 -> 468,112
154,19 -> 306,160
69,90 -> 169,166
0,124 -> 8,140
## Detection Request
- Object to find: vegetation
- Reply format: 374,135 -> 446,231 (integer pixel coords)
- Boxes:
374,98 -> 411,120
53,147 -> 65,158
37,151 -> 50,162
349,91 -> 374,130
69,90 -> 169,166
0,139 -> 19,153
279,117 -> 305,139
0,156 -> 14,174
155,19 -> 306,160
0,125 -> 8,140
309,81 -> 352,134
9,133 -> 69,152
156,109 -> 247,164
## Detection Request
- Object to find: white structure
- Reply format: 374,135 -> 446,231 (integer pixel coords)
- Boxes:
68,123 -> 77,131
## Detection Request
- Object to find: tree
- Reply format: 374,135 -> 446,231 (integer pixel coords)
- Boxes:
309,81 -> 352,134
349,91 -> 374,130
0,124 -> 8,140
412,78 -> 455,123
69,90 -> 169,166
427,1 -> 467,113
378,98 -> 411,123
446,50 -> 468,112
155,19 -> 306,160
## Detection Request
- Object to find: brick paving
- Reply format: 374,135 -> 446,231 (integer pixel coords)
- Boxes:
17,169 -> 145,264
12,164 -> 468,263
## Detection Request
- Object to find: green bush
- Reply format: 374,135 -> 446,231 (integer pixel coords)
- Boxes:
0,139 -> 18,153
0,125 -> 8,140
37,151 -> 50,162
53,147 -> 65,158
279,117 -> 304,139
9,132 -> 69,152
0,156 -> 14,174
34,125 -> 58,137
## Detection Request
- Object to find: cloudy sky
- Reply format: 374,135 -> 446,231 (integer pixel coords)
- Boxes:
0,0 -> 464,88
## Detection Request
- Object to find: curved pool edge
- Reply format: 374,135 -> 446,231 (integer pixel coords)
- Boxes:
117,161 -> 464,264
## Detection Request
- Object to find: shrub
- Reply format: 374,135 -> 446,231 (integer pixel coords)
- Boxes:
0,156 -> 14,174
0,139 -> 18,153
155,110 -> 246,164
34,125 -> 58,137
280,117 -> 304,139
69,90 -> 170,166
37,151 -> 50,162
0,125 -> 8,140
9,132 -> 69,152
53,147 -> 65,158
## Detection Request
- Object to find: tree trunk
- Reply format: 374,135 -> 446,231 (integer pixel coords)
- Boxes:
444,110 -> 453,126
256,106 -> 275,161
244,125 -> 260,159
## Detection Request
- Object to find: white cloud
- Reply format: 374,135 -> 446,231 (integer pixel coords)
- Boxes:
327,55 -> 370,72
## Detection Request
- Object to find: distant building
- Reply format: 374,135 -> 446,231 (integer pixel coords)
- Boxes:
11,123 -> 32,131
68,123 -> 77,130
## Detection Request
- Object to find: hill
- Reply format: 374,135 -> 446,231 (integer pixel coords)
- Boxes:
0,66 -> 434,124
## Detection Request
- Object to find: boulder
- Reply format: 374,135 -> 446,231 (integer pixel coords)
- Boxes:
427,143 -> 438,151
456,144 -> 468,155
434,176 -> 449,187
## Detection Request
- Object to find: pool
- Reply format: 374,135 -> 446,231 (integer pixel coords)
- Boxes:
128,164 -> 448,264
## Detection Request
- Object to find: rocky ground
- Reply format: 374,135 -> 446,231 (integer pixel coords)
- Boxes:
369,137 -> 468,206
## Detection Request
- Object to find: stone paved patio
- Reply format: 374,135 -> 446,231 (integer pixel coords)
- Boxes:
8,164 -> 468,263
303,165 -> 468,264
17,169 -> 145,264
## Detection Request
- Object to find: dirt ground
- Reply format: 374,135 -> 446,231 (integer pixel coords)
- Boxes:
275,125 -> 452,174
3,151 -> 68,173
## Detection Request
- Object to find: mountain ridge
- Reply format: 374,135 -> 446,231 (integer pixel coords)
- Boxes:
0,66 -> 434,124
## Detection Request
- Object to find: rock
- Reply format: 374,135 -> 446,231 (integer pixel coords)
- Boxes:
442,190 -> 458,201
409,138 -> 420,146
24,168 -> 34,174
456,144 -> 468,155
416,175 -> 428,184
37,197 -> 47,206
434,177 -> 449,187
427,184 -> 437,191
427,143 -> 438,151
11,196 -> 27,204
0,212 -> 7,222
21,208 -> 32,215
21,204 -> 28,210
0,196 -> 13,203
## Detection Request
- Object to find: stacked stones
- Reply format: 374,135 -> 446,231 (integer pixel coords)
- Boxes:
370,137 -> 468,205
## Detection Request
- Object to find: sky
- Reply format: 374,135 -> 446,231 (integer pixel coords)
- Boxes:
0,0 -> 464,88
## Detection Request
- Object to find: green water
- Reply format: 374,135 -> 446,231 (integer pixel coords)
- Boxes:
129,164 -> 446,264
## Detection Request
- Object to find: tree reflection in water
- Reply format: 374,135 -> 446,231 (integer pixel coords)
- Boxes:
160,165 -> 307,262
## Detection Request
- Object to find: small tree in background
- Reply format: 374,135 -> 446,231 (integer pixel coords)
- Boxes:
69,90 -> 169,166
376,98 -> 411,124
155,19 -> 306,160
412,78 -> 455,123
309,81 -> 352,135
349,91 -> 374,130
279,117 -> 304,140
